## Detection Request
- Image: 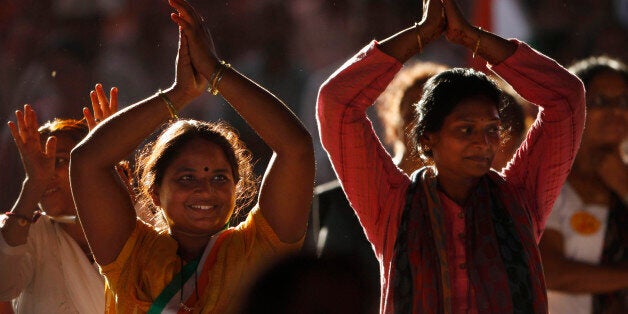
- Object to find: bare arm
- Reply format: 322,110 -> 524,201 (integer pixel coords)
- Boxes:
71,31 -> 207,265
540,229 -> 628,293
169,0 -> 314,243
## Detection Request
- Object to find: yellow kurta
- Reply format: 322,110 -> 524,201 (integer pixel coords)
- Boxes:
100,206 -> 302,313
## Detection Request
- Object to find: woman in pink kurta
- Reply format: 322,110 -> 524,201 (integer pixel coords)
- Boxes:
316,1 -> 585,313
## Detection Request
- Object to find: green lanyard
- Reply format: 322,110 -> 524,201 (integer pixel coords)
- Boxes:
147,258 -> 200,314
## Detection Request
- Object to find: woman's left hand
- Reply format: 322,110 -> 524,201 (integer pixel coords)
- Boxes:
168,0 -> 219,80
83,83 -> 118,131
441,0 -> 477,47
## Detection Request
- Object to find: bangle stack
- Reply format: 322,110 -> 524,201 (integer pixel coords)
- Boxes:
157,89 -> 179,119
5,211 -> 41,227
207,60 -> 231,96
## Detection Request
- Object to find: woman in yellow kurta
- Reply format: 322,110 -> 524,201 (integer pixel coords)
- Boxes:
70,0 -> 314,313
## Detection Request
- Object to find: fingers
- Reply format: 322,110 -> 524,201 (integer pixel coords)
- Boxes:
83,107 -> 97,130
14,105 -> 41,143
90,89 -> 104,120
109,87 -> 118,113
44,136 -> 57,159
88,83 -> 119,127
169,0 -> 196,25
95,84 -> 110,115
7,121 -> 22,148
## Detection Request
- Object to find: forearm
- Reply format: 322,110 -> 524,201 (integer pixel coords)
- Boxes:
1,179 -> 44,246
72,87 -> 192,168
217,67 -> 312,155
546,260 -> 628,294
464,28 -> 517,65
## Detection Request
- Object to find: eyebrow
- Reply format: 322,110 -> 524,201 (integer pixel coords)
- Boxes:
456,117 -> 501,123
173,167 -> 230,174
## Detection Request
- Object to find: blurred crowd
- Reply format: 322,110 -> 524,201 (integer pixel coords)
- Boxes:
0,1 -> 626,313
1,1 -> 626,205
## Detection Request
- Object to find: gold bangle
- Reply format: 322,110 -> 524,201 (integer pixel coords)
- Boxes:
415,23 -> 423,53
157,89 -> 179,119
207,60 -> 231,96
472,27 -> 482,58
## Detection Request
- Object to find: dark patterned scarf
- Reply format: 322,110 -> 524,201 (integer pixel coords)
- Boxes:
392,167 -> 547,313
593,193 -> 628,314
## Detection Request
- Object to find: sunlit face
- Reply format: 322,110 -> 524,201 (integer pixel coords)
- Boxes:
424,96 -> 501,180
154,138 -> 236,238
583,71 -> 628,147
39,133 -> 78,216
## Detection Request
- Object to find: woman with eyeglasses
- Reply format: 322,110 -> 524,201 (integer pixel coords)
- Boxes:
540,56 -> 628,314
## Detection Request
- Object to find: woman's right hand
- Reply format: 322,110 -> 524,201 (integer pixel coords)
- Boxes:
441,0 -> 477,47
169,0 -> 220,83
417,0 -> 446,44
7,105 -> 56,194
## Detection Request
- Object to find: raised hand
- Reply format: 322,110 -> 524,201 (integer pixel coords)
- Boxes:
418,0 -> 446,44
168,0 -> 219,81
83,83 -> 118,131
7,105 -> 57,193
441,0 -> 476,46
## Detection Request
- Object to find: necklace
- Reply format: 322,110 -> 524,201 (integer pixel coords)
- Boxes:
179,255 -> 200,312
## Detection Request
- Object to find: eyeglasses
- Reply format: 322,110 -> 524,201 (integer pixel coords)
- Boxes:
587,94 -> 628,110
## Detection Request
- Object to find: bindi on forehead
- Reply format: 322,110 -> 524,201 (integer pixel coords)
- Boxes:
204,166 -> 209,172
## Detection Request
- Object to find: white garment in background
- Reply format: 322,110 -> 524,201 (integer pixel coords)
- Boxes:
0,216 -> 104,314
545,183 -> 610,314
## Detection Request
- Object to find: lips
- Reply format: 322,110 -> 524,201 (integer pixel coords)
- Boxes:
187,204 -> 216,211
465,156 -> 491,165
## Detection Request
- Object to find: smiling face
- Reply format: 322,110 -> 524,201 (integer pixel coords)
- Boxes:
39,133 -> 78,216
424,96 -> 501,180
153,138 -> 236,238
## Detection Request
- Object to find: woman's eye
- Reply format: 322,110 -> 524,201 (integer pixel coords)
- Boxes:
460,127 -> 472,134
487,126 -> 500,134
56,158 -> 69,166
212,175 -> 227,183
178,175 -> 195,182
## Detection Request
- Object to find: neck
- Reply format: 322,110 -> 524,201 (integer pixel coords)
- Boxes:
171,230 -> 212,262
434,169 -> 481,205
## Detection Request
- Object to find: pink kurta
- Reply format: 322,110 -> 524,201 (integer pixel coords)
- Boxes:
317,40 -> 585,313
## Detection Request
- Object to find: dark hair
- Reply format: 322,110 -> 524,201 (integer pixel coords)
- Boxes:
569,56 -> 628,88
568,56 -> 628,109
136,119 -> 258,225
410,68 -> 505,159
376,61 -> 448,147
38,118 -> 89,142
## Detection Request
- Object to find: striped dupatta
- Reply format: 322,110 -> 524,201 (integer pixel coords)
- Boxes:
392,167 -> 547,313
148,229 -> 232,314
